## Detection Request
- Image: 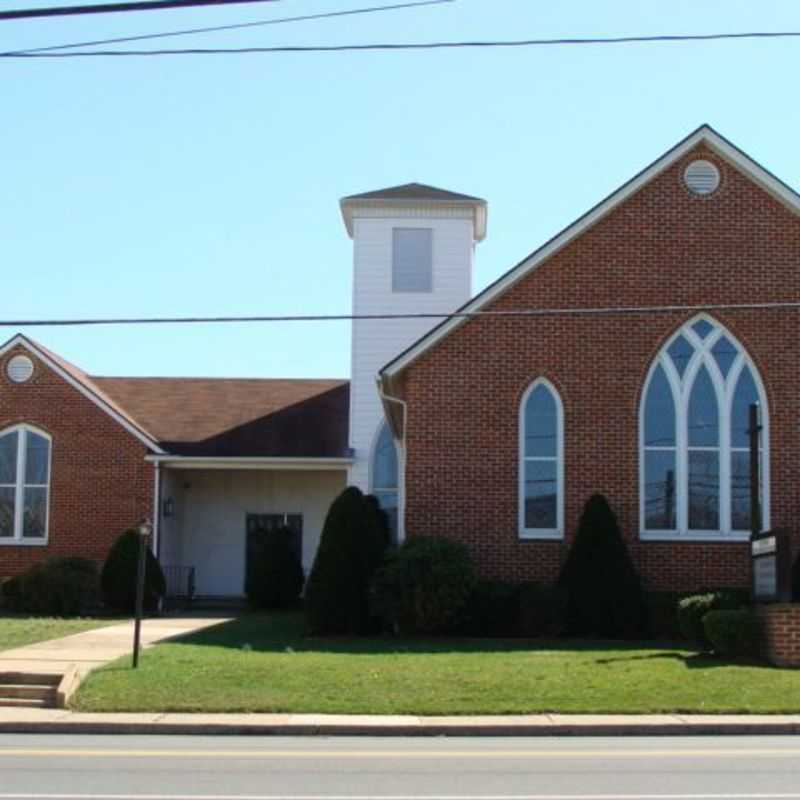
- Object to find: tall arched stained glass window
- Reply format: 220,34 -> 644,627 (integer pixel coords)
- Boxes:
640,316 -> 768,538
519,379 -> 563,539
370,422 -> 399,543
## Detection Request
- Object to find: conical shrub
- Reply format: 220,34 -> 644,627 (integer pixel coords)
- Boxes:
304,486 -> 389,634
101,528 -> 166,614
558,494 -> 647,638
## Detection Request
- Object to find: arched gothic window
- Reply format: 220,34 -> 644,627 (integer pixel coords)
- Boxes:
371,422 -> 399,542
0,425 -> 51,543
640,316 -> 768,538
519,379 -> 563,539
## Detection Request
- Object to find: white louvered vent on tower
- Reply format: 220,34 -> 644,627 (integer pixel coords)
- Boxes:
7,355 -> 34,383
684,160 -> 720,195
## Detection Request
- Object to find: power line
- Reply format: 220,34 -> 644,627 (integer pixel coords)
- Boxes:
6,0 -> 452,55
2,300 -> 799,328
0,0 -> 282,22
3,29 -> 800,56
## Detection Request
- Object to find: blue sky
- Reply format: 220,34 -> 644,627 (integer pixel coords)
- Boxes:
2,0 -> 800,378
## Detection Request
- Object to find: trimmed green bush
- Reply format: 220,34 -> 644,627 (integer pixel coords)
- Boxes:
517,583 -> 566,638
677,589 -> 749,648
703,609 -> 760,658
5,557 -> 100,616
245,525 -> 305,610
0,576 -> 22,609
451,580 -> 521,637
305,487 -> 390,635
558,494 -> 648,638
371,536 -> 477,635
101,529 -> 166,614
645,592 -> 683,640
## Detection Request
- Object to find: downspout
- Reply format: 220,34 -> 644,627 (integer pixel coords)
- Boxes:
376,377 -> 408,542
152,460 -> 161,560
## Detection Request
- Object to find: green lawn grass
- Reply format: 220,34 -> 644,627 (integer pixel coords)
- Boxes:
74,612 -> 800,715
0,616 -> 116,652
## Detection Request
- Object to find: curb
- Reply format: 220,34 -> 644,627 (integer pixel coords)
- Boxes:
2,715 -> 800,737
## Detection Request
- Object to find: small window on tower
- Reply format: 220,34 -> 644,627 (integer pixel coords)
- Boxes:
392,228 -> 433,292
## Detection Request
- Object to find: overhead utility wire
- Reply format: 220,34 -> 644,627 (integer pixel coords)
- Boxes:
2,301 -> 799,327
6,0 -> 452,55
0,0 -> 282,22
2,30 -> 800,56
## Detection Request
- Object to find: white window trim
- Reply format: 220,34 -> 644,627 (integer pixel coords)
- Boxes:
518,378 -> 564,540
639,315 -> 769,542
0,424 -> 52,546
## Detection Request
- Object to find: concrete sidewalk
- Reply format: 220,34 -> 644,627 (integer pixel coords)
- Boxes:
0,708 -> 799,736
0,615 -> 231,676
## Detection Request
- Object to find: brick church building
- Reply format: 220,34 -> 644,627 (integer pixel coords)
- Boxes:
2,125 -> 797,596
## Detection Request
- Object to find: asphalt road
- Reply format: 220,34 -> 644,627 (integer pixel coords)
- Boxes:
0,734 -> 799,800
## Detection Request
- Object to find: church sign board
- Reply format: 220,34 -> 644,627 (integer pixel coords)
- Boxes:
751,529 -> 792,603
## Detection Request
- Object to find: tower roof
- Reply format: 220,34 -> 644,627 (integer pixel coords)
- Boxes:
342,182 -> 485,204
340,182 -> 487,240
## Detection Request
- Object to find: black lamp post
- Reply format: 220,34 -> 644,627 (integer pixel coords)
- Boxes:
132,518 -> 152,669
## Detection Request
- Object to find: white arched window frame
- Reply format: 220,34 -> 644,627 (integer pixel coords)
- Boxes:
0,424 -> 52,545
518,378 -> 564,540
370,421 -> 400,543
639,315 -> 769,541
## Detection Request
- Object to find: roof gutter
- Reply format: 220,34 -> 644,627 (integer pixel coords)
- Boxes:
144,455 -> 353,471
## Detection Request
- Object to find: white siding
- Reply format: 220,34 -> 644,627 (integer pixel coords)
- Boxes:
165,468 -> 346,597
347,210 -> 476,492
158,468 -> 184,567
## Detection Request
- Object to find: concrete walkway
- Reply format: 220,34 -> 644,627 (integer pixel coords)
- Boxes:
0,615 -> 231,676
0,708 -> 799,736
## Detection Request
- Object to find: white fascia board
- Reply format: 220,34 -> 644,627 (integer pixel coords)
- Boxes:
340,198 -> 487,241
380,125 -> 800,381
0,335 -> 166,454
145,456 -> 353,471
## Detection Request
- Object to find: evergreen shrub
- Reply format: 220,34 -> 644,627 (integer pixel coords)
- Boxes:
451,580 -> 521,637
100,528 -> 166,614
677,589 -> 749,648
703,609 -> 760,658
245,525 -> 305,610
558,494 -> 648,638
644,592 -> 683,639
4,557 -> 100,616
371,536 -> 476,634
304,487 -> 390,634
517,583 -> 566,637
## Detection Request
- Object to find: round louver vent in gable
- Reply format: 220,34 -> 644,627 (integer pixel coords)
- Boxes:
7,354 -> 34,383
684,159 -> 720,195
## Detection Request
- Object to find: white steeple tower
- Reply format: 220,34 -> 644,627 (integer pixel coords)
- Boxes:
340,183 -> 487,529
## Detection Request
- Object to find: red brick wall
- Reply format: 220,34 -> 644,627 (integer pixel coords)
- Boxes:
399,143 -> 800,592
0,345 -> 154,576
758,605 -> 800,667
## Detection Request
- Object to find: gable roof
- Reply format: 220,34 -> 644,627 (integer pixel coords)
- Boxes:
379,124 -> 800,383
93,377 -> 350,458
341,182 -> 488,241
0,334 -> 350,459
0,334 -> 165,453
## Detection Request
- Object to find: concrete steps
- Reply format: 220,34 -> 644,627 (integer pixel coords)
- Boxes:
0,672 -> 60,709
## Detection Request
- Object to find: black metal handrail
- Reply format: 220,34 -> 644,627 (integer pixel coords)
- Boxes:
162,565 -> 196,601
